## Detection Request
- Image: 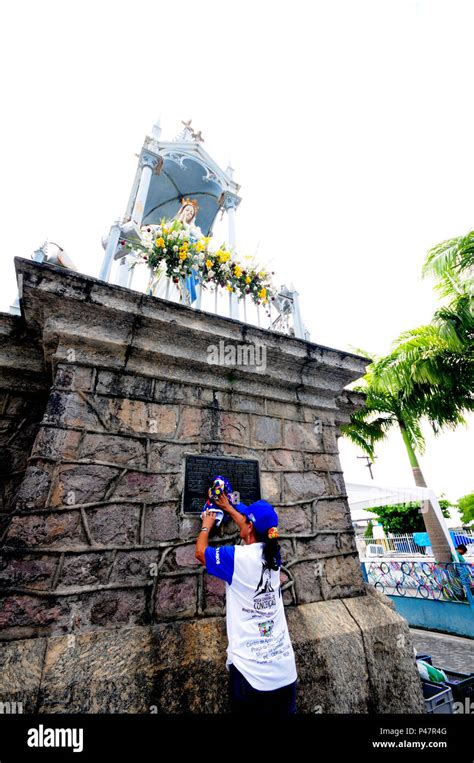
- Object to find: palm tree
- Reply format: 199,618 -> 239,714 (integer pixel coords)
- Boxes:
342,230 -> 473,562
341,370 -> 455,562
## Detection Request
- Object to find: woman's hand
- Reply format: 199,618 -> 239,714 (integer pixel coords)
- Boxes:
214,493 -> 232,512
201,509 -> 217,529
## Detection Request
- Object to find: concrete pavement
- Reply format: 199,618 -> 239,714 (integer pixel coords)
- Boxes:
410,627 -> 474,673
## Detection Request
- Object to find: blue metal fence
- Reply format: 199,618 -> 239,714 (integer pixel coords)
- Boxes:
361,560 -> 474,604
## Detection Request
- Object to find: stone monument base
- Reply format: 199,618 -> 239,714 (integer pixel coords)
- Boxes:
0,585 -> 425,713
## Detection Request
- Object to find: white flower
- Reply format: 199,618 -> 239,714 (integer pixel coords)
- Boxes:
173,245 -> 179,252
208,269 -> 215,277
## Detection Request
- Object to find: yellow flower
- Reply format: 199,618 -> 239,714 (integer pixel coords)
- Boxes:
234,265 -> 242,277
258,287 -> 267,299
227,284 -> 233,292
259,270 -> 266,278
206,259 -> 213,269
217,249 -> 230,263
245,276 -> 251,284
156,237 -> 165,248
195,241 -> 205,252
179,251 -> 188,261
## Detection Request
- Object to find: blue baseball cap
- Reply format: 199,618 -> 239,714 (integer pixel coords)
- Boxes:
236,499 -> 279,534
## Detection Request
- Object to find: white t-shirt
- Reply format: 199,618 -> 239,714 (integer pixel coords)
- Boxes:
204,541 -> 298,691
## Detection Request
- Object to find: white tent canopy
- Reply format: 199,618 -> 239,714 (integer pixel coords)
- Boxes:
345,482 -> 457,555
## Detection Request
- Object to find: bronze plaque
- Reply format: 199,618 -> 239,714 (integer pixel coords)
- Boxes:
183,455 -> 261,513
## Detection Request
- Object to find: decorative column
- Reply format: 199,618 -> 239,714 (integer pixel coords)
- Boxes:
116,152 -> 160,289
99,219 -> 122,282
222,189 -> 241,320
131,152 -> 159,228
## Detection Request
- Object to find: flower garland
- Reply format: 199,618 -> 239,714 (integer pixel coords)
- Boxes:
125,217 -> 276,307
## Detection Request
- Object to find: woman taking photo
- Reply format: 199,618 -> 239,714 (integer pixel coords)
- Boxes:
195,492 -> 298,716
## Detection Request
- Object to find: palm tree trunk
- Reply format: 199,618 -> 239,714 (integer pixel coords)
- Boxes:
398,418 -> 452,563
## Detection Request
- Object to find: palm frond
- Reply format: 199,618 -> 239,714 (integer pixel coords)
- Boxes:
423,231 -> 474,285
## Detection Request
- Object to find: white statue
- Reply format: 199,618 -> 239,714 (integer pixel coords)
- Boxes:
144,197 -> 204,301
172,197 -> 203,240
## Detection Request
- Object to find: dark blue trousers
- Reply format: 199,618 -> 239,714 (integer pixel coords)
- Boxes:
228,663 -> 297,716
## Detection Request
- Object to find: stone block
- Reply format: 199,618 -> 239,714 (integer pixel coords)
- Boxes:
79,433 -> 147,468
144,505 -> 180,542
265,399 -> 304,420
0,554 -> 57,590
111,471 -> 167,502
315,499 -> 353,532
287,600 -> 371,712
343,591 -> 426,712
87,589 -> 147,628
54,365 -> 95,392
148,442 -> 184,471
180,515 -> 202,540
155,576 -> 197,619
295,533 -> 340,557
264,449 -> 304,471
110,399 -> 178,436
283,420 -> 324,451
0,636 -> 47,712
175,406 -> 205,440
291,561 -> 323,604
49,463 -> 120,507
31,428 -> 82,461
0,594 -> 70,632
34,619 -> 229,713
229,393 -> 266,414
95,370 -> 154,400
250,415 -> 282,446
282,472 -> 326,502
303,452 -> 342,471
219,412 -> 249,445
14,463 -> 54,510
86,504 -> 141,546
4,511 -> 86,549
203,574 -> 226,614
278,505 -> 313,534
320,555 -> 366,600
155,379 -> 206,405
260,472 -> 281,503
175,544 -> 200,568
110,550 -> 160,584
58,552 -> 114,587
42,391 -> 107,430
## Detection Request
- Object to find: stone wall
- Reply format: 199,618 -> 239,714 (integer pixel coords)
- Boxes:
0,314 -> 50,539
0,258 -> 426,713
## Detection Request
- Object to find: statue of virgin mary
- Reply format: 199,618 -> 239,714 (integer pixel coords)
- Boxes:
144,197 -> 203,304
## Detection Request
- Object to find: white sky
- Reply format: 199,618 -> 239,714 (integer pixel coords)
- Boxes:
1,0 -> 472,511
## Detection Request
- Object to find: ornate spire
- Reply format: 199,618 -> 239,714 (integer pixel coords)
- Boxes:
175,119 -> 204,143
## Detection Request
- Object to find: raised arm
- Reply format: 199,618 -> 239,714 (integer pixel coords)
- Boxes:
195,509 -> 216,565
213,493 -> 247,531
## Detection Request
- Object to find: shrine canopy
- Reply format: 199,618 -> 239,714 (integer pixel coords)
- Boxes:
346,481 -> 456,554
123,121 -> 241,238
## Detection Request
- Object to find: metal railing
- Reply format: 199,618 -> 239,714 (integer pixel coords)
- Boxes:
120,258 -> 309,340
356,529 -> 474,559
361,560 -> 474,603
